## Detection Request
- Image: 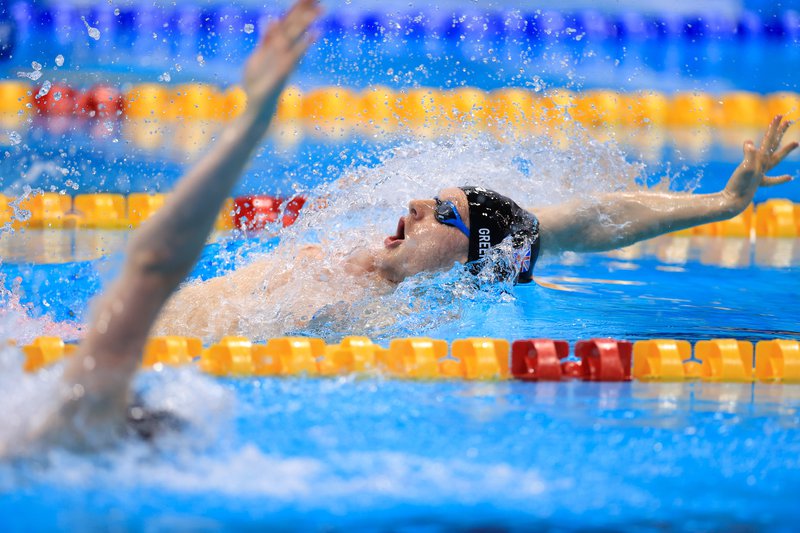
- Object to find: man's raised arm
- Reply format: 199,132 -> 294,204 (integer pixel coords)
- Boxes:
534,115 -> 796,255
46,0 -> 321,446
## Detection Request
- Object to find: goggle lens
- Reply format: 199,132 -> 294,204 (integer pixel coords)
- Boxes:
433,197 -> 470,238
434,197 -> 457,223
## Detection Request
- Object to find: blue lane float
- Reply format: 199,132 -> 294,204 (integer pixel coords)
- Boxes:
4,3 -> 800,48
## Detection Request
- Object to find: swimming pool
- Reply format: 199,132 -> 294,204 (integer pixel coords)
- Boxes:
2,1 -> 800,530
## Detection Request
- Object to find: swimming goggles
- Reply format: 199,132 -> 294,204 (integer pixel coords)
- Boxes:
433,197 -> 470,238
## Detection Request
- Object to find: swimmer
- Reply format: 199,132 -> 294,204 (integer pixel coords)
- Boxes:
26,0 -> 798,449
156,115 -> 797,338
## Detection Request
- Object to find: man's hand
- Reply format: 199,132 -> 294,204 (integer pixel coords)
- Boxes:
243,0 -> 321,117
724,115 -> 798,211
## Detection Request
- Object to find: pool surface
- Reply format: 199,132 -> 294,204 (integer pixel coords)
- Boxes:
1,376 -> 799,531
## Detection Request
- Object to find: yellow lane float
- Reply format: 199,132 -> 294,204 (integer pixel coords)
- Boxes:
16,192 -> 73,229
127,193 -> 167,227
125,84 -> 170,120
172,84 -> 222,121
632,339 -> 693,381
379,337 -> 448,379
224,86 -> 248,120
0,193 -> 12,226
451,338 -> 510,380
276,85 -> 304,122
357,85 -> 396,131
22,337 -> 78,372
716,91 -> 767,128
755,199 -> 799,238
696,339 -> 754,382
622,91 -> 669,127
258,337 -> 323,376
73,193 -> 127,229
143,336 -> 202,367
755,339 -> 800,382
0,80 -> 32,127
668,92 -> 716,127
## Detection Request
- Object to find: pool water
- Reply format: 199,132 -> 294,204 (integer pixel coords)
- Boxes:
2,1 -> 800,530
1,374 -> 799,531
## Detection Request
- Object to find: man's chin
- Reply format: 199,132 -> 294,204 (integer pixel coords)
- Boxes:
374,257 -> 406,284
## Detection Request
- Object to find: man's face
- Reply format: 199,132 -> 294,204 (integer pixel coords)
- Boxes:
374,187 -> 470,282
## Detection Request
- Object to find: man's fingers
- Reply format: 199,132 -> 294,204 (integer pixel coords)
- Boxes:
773,119 -> 793,151
762,174 -> 793,187
760,115 -> 781,151
282,0 -> 321,44
283,0 -> 317,26
743,139 -> 756,161
773,141 -> 799,163
258,1 -> 320,55
259,20 -> 280,46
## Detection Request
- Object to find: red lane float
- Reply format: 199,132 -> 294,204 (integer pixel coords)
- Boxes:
511,339 -> 568,381
33,83 -> 77,116
233,195 -> 283,230
575,339 -> 632,381
77,85 -> 124,118
281,196 -> 306,227
561,358 -> 583,379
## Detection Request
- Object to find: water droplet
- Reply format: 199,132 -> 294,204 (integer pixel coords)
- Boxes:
36,81 -> 51,99
8,131 -> 21,145
243,23 -> 254,34
28,70 -> 42,81
32,61 -> 42,71
55,55 -> 64,67
196,54 -> 205,66
114,8 -> 120,16
158,72 -> 171,82
82,16 -> 101,41
53,91 -> 62,102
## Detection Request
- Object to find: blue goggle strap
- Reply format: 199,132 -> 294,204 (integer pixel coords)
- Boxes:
435,198 -> 470,238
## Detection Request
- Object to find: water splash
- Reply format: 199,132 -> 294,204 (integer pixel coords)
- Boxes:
0,344 -> 64,457
81,17 -> 101,41
156,125 -> 645,343
17,61 -> 43,81
35,81 -> 51,99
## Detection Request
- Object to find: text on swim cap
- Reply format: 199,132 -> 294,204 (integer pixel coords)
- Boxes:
478,227 -> 491,257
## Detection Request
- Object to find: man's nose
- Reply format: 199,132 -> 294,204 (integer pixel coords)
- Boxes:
407,199 -> 433,220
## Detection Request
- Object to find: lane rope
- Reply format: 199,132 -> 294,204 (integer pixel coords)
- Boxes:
14,335 -> 800,383
3,192 -> 798,239
2,82 -> 799,130
6,4 -> 800,45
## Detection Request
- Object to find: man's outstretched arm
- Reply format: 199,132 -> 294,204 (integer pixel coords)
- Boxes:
535,116 -> 796,254
48,0 -> 321,444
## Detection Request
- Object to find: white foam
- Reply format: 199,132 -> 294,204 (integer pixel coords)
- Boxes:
12,444 -> 549,505
0,344 -> 65,457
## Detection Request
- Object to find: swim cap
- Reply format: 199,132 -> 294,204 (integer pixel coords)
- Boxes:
459,186 -> 540,283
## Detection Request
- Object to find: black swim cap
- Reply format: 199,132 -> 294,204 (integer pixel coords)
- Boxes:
459,186 -> 540,283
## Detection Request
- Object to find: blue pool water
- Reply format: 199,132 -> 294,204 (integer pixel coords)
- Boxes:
2,376 -> 799,531
2,1 -> 800,530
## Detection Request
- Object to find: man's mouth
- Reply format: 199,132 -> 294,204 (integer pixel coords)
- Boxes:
384,216 -> 405,248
